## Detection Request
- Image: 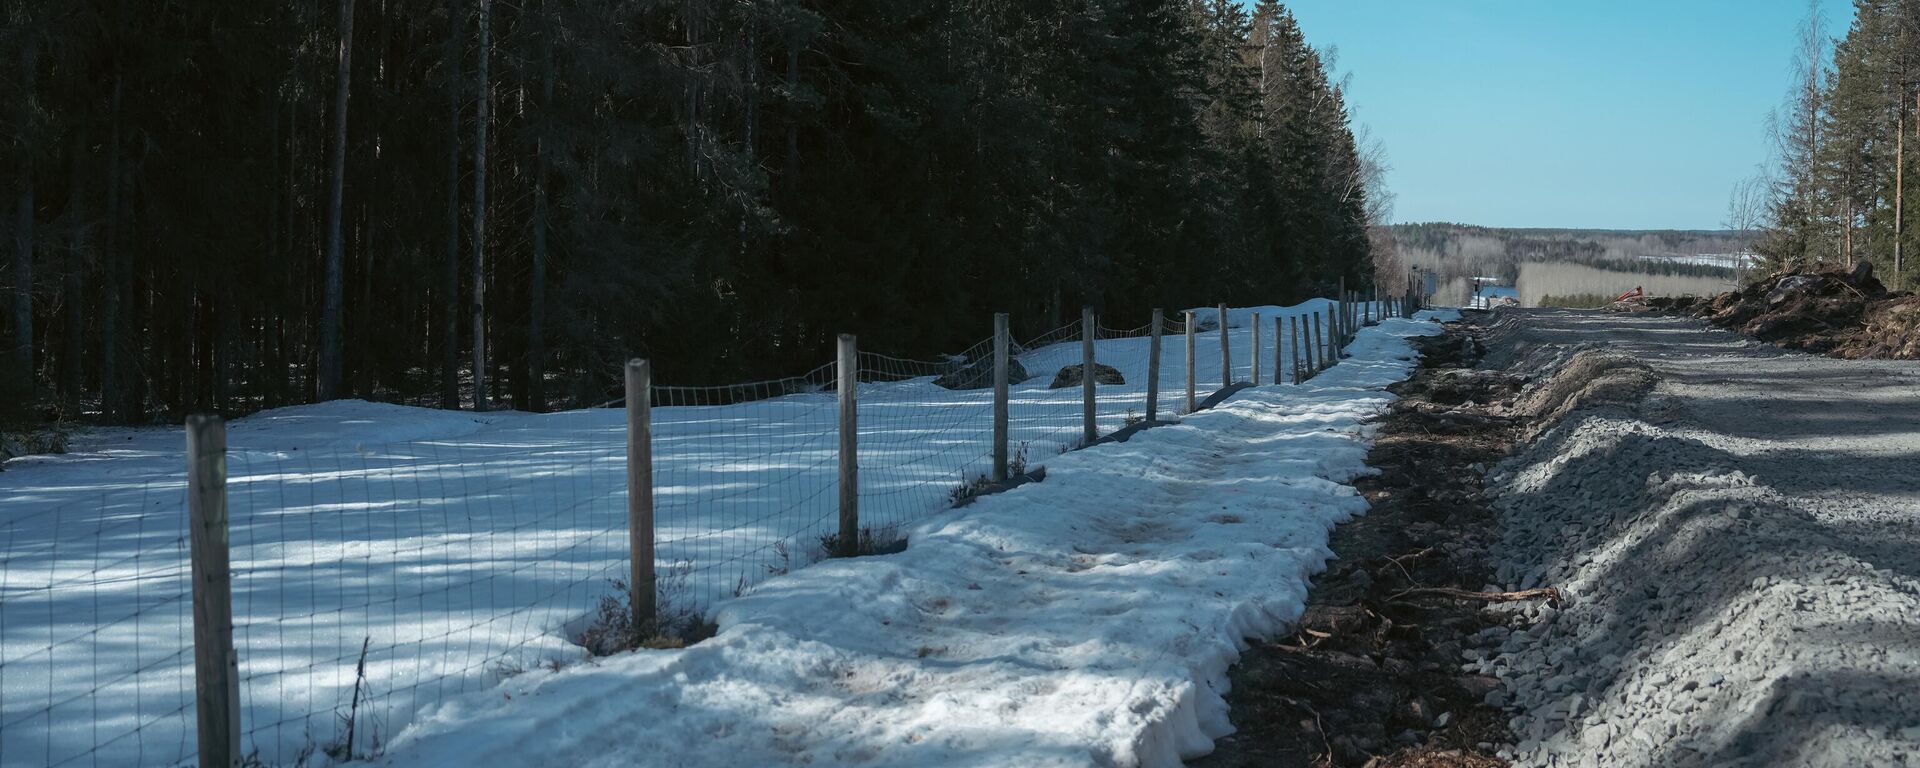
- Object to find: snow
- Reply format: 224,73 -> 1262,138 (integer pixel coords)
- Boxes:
366,313 -> 1447,768
0,300 -> 1434,768
1638,253 -> 1759,271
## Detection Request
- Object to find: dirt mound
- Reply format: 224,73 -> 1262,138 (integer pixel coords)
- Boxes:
1832,294 -> 1920,358
1647,263 -> 1908,355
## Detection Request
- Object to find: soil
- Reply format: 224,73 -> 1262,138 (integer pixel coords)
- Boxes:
1642,263 -> 1920,359
1194,319 -> 1531,768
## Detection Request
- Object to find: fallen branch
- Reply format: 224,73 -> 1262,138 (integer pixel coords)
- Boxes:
1381,547 -> 1435,584
1391,586 -> 1560,604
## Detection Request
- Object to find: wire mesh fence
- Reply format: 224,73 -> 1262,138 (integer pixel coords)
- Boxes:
0,297 -> 1414,767
1,481 -> 196,768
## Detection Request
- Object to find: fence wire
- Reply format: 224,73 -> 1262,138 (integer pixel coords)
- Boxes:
1,480 -> 195,768
0,299 -> 1380,767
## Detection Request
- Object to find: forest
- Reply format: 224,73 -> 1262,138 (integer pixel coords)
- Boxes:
1755,0 -> 1920,287
0,0 -> 1384,423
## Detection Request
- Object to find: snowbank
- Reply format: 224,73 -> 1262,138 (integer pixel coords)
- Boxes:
366,315 -> 1446,768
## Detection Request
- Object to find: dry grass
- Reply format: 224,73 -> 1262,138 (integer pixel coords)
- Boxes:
1516,262 -> 1733,308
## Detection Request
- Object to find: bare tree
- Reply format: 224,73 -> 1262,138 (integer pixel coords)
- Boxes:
317,0 -> 355,401
471,0 -> 491,412
1726,171 -> 1770,282
528,12 -> 551,413
441,0 -> 463,410
12,35 -> 37,397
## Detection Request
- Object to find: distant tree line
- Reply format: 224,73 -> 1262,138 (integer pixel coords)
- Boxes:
1754,0 -> 1920,286
1390,223 -> 1745,287
0,0 -> 1377,422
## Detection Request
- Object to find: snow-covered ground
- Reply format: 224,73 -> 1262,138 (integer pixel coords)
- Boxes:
0,300 -> 1415,767
365,312 -> 1448,768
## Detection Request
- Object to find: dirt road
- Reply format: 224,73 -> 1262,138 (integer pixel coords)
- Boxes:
1201,308 -> 1920,767
1473,309 -> 1920,767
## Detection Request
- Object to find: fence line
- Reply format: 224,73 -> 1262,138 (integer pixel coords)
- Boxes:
0,295 -> 1423,767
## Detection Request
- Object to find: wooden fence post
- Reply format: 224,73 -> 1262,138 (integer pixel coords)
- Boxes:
993,313 -> 1010,483
1337,294 -> 1345,343
1147,309 -> 1164,423
625,360 -> 656,628
1216,303 -> 1231,386
187,415 -> 240,768
1296,315 -> 1309,378
1289,316 -> 1301,384
1300,314 -> 1312,378
1312,313 -> 1326,371
1272,315 -> 1284,385
838,334 -> 859,555
1339,277 -> 1347,334
1327,306 -> 1338,361
1184,311 -> 1197,413
1081,307 -> 1097,446
1250,312 -> 1262,386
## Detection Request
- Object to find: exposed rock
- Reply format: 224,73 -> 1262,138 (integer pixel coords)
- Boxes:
933,357 -> 1028,391
1047,363 -> 1124,389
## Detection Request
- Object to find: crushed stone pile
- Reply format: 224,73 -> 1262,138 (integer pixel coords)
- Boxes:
1645,263 -> 1920,357
1460,309 -> 1920,767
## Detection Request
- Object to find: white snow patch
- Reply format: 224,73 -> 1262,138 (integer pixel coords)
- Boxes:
366,316 -> 1445,768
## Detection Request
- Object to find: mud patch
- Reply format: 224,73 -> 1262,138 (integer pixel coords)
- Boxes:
1196,319 -> 1532,768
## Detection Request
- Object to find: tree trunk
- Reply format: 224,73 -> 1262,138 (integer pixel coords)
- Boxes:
356,203 -> 376,400
787,41 -> 799,167
60,131 -> 85,405
442,0 -> 464,410
318,0 -> 356,401
528,26 -> 551,413
129,267 -> 147,422
471,0 -> 491,411
100,72 -> 123,421
13,37 -> 38,398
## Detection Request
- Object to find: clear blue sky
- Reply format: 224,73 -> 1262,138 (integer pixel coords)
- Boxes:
1282,0 -> 1856,230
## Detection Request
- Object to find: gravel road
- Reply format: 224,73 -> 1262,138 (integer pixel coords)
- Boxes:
1467,309 -> 1920,767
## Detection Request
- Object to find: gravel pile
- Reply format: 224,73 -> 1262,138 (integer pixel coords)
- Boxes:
1462,309 -> 1920,767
